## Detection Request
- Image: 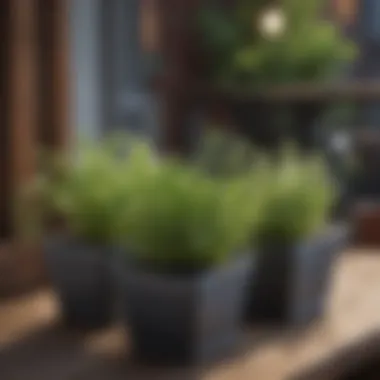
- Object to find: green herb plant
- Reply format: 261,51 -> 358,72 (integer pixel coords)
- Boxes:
17,136 -> 157,246
122,154 -> 264,274
254,145 -> 337,245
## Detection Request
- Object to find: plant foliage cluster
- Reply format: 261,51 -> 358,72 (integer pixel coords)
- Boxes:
21,134 -> 336,271
198,0 -> 357,86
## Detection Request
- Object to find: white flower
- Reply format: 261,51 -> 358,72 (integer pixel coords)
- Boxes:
258,7 -> 286,39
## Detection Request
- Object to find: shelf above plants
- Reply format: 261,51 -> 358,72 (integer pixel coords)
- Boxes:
183,80 -> 380,104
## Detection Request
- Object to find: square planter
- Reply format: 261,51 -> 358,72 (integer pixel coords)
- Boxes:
44,235 -> 114,329
116,254 -> 253,365
246,224 -> 349,326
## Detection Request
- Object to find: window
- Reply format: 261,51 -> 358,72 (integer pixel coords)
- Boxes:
101,0 -> 159,136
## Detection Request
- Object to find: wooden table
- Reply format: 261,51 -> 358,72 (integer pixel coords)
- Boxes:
1,249 -> 380,380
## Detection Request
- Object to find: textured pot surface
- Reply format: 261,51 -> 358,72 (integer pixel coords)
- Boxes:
44,235 -> 115,328
116,254 -> 253,365
247,224 -> 349,326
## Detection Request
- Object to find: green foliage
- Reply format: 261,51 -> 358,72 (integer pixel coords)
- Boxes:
254,145 -> 337,245
18,136 -> 157,246
120,155 -> 263,272
18,130 -> 337,269
193,132 -> 336,246
194,129 -> 257,178
19,132 -> 263,270
198,0 -> 357,85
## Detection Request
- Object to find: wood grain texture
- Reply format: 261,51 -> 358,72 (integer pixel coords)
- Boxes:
0,242 -> 46,300
0,0 -> 68,298
1,251 -> 380,380
0,0 -> 11,238
37,0 -> 70,150
8,0 -> 38,230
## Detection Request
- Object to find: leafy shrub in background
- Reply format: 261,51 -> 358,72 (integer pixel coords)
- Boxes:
198,0 -> 357,86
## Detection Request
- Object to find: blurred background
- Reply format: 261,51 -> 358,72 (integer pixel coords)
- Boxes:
2,1 -> 380,379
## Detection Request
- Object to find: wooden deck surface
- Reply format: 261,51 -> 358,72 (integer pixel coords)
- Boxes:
1,249 -> 380,380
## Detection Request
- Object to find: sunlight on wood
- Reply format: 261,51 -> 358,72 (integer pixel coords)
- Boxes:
0,290 -> 58,347
83,325 -> 130,358
1,251 -> 380,379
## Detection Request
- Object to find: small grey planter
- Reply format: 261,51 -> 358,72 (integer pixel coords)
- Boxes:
44,235 -> 114,329
247,225 -> 350,326
115,254 -> 254,365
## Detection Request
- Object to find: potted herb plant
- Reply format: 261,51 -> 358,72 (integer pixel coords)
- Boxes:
247,146 -> 349,325
197,0 -> 356,149
114,156 -> 260,365
19,140 -> 135,329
